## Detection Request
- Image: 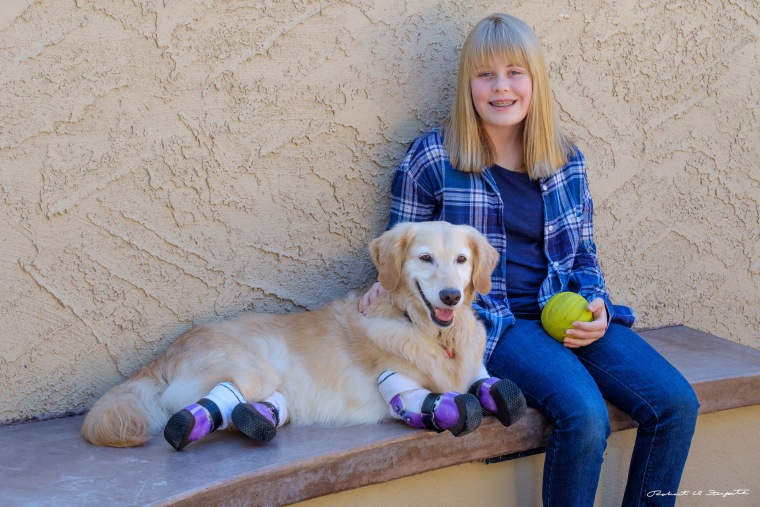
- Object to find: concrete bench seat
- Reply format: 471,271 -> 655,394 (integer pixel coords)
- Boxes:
2,325 -> 760,507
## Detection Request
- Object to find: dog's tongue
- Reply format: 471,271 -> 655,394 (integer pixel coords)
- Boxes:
434,307 -> 454,322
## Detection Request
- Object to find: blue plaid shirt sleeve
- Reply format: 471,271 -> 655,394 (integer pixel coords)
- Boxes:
541,149 -> 635,327
389,134 -> 442,228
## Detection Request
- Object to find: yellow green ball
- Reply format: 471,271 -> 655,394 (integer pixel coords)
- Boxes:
541,292 -> 593,341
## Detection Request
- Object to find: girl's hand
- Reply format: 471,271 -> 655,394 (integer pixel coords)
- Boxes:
358,281 -> 387,315
562,298 -> 608,349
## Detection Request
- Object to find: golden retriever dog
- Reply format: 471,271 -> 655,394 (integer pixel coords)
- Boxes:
82,221 -> 526,450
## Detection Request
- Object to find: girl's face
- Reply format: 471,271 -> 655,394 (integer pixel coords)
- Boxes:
470,58 -> 532,138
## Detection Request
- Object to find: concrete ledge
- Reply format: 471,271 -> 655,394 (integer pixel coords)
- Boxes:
2,326 -> 760,507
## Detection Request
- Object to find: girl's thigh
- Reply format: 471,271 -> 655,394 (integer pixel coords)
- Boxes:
573,323 -> 697,421
487,319 -> 607,416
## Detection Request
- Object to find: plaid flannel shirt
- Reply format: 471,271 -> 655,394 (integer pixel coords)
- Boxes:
388,128 -> 635,362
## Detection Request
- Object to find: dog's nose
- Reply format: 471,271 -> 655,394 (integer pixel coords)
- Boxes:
439,288 -> 461,306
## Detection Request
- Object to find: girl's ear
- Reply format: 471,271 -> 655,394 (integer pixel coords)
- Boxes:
369,223 -> 414,292
468,227 -> 498,295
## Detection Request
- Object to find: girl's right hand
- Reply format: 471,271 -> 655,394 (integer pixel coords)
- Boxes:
358,281 -> 387,315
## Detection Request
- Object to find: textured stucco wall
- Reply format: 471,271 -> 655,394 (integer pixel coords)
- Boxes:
1,0 -> 758,423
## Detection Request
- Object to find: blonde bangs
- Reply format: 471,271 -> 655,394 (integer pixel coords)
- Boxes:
464,22 -> 530,79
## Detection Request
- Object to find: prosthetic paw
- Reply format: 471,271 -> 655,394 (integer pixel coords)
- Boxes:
164,400 -> 219,451
231,402 -> 279,443
470,377 -> 527,427
391,392 -> 482,437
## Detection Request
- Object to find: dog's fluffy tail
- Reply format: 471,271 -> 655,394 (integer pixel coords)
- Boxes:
81,372 -> 168,448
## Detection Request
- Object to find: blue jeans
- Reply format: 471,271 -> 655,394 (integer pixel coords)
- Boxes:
487,320 -> 699,507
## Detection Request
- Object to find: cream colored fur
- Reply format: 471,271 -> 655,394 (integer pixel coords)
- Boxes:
82,221 -> 499,448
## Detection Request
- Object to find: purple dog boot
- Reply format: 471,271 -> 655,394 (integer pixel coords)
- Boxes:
231,401 -> 279,443
470,377 -> 527,427
164,399 -> 221,451
390,392 -> 482,437
389,394 -> 427,430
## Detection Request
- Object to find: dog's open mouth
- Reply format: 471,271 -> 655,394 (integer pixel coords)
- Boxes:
416,282 -> 455,327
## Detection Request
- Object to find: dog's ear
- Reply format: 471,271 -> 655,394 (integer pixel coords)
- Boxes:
369,223 -> 414,292
468,226 -> 499,296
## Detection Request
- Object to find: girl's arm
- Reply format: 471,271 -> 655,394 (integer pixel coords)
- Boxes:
565,162 -> 612,344
388,134 -> 442,228
568,165 -> 611,306
565,160 -> 634,342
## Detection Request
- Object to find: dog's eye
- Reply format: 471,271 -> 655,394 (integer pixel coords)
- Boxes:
419,254 -> 433,263
456,255 -> 467,264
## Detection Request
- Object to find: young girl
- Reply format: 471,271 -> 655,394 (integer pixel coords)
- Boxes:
361,13 -> 699,507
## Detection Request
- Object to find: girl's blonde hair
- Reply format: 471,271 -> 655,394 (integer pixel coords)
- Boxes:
442,13 -> 572,179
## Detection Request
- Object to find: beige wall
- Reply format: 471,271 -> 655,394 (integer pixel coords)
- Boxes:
1,0 -> 758,423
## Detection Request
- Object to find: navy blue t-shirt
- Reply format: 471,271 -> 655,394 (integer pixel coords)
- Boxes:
489,165 -> 548,318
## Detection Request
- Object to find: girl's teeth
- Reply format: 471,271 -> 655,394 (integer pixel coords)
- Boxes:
492,100 -> 515,106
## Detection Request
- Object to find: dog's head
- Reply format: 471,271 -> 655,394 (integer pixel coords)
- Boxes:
369,221 -> 499,327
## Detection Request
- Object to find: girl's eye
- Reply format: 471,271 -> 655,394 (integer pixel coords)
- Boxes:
456,255 -> 467,264
419,254 -> 433,263
477,71 -> 493,78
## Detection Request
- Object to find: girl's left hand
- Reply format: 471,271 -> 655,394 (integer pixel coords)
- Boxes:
562,298 -> 608,349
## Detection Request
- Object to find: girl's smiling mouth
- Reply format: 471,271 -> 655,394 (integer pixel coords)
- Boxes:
490,99 -> 516,107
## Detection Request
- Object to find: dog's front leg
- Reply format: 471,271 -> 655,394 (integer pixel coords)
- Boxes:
376,370 -> 482,437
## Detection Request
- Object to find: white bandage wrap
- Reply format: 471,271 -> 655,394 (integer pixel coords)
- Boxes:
263,391 -> 288,427
377,370 -> 430,419
205,382 -> 247,429
470,363 -> 490,386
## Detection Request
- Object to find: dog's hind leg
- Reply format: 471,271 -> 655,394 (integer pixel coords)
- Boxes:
377,371 -> 482,437
468,364 -> 527,428
231,390 -> 289,444
163,360 -> 286,451
163,381 -> 248,451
